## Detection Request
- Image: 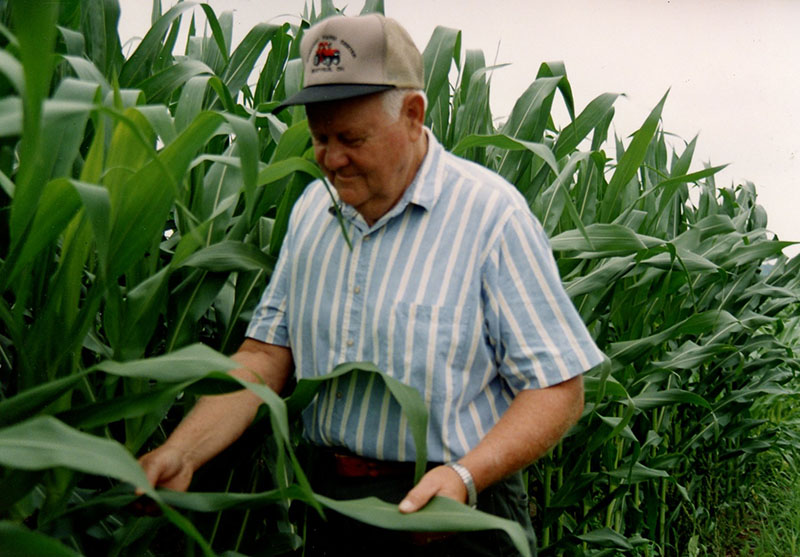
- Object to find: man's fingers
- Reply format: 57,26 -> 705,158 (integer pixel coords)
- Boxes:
398,478 -> 437,513
398,465 -> 468,513
137,446 -> 194,492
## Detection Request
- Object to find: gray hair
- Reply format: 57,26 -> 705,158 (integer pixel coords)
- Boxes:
381,88 -> 428,120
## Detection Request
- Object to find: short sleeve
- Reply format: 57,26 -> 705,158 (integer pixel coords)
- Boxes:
481,209 -> 605,392
245,225 -> 293,347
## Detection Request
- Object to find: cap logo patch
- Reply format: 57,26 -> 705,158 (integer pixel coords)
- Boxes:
311,36 -> 357,74
313,40 -> 340,67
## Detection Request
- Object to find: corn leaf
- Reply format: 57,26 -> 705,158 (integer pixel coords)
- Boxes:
317,495 -> 532,557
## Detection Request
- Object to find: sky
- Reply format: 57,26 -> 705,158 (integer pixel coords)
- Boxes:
118,0 -> 800,256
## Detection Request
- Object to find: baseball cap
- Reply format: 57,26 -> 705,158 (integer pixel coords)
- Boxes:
274,13 -> 424,112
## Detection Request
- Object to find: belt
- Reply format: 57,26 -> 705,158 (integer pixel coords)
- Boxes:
332,452 -> 417,478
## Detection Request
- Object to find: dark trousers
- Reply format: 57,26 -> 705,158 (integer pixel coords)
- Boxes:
301,450 -> 537,556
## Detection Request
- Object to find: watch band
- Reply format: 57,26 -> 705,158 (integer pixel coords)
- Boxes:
446,462 -> 477,508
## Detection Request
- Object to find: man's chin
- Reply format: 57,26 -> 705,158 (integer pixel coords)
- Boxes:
333,175 -> 362,187
332,180 -> 364,200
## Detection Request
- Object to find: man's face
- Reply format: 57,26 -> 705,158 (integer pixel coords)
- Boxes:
306,92 -> 418,224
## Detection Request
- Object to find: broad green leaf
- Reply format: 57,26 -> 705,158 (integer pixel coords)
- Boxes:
220,113 -> 260,216
47,79 -> 101,177
538,151 -> 591,235
496,76 -> 561,181
422,26 -> 460,118
137,104 -> 178,145
94,343 -> 239,382
258,156 -> 323,187
601,91 -> 668,222
194,150 -> 246,232
119,2 -> 196,87
270,118 -> 312,162
0,522 -> 80,557
106,111 -> 224,279
175,74 -> 210,131
199,3 -> 230,64
80,0 -> 122,77
652,164 -> 728,221
653,341 -> 734,371
0,178 -> 81,289
178,241 -> 276,273
94,344 -> 293,445
8,0 -> 58,245
720,240 -> 795,270
584,362 -> 628,401
596,412 -> 637,443
158,484 -> 313,511
0,96 -> 22,138
286,362 -> 429,482
536,61 -> 574,120
0,416 -> 153,493
690,213 -> 737,240
631,389 -> 711,411
222,22 -> 280,95
60,382 -> 187,430
607,462 -> 670,482
550,224 -> 663,254
254,23 -> 291,107
554,92 -> 618,159
72,180 -> 111,264
564,256 -> 635,298
61,55 -> 111,93
317,495 -> 532,557
640,248 -> 718,272
138,58 -> 213,103
0,373 -> 87,427
607,310 -> 737,364
451,133 -> 559,175
0,49 -> 23,94
577,527 -> 634,550
116,267 -> 172,361
165,271 -> 227,351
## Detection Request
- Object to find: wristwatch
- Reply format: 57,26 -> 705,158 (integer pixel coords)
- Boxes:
446,462 -> 477,508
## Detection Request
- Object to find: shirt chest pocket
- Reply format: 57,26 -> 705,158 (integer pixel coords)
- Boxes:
385,301 -> 479,403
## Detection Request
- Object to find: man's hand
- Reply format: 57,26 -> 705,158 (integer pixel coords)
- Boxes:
131,445 -> 195,516
137,445 -> 196,493
398,464 -> 467,513
134,341 -> 293,497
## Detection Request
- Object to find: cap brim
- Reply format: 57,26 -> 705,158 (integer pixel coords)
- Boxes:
273,84 -> 395,113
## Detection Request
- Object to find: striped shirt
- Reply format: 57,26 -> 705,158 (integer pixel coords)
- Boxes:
246,130 -> 604,463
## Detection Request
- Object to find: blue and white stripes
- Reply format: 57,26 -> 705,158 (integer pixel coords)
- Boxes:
246,130 -> 604,463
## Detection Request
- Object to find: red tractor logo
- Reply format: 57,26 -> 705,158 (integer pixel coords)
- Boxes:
314,41 -> 340,66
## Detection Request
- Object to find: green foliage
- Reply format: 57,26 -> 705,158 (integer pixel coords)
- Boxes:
1,1 -> 798,556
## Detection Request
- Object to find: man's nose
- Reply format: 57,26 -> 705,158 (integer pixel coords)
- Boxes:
323,142 -> 348,170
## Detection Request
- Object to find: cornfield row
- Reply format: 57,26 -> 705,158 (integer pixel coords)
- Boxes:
1,1 -> 798,555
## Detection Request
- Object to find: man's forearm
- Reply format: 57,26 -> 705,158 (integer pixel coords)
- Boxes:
459,375 -> 585,492
399,375 -> 584,512
141,340 -> 293,483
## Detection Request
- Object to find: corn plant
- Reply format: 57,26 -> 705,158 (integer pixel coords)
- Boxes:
1,1 -> 798,555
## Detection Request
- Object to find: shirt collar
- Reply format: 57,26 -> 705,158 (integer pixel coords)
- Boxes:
401,127 -> 440,212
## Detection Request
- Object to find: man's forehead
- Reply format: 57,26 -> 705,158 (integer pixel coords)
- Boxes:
306,93 -> 385,128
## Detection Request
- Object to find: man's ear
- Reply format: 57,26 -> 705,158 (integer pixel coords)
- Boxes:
403,93 -> 426,139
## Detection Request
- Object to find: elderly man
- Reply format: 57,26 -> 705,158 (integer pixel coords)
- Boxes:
139,13 -> 604,556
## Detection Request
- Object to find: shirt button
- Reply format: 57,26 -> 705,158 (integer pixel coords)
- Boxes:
363,235 -> 370,242
336,391 -> 343,399
354,285 -> 361,294
346,339 -> 354,347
